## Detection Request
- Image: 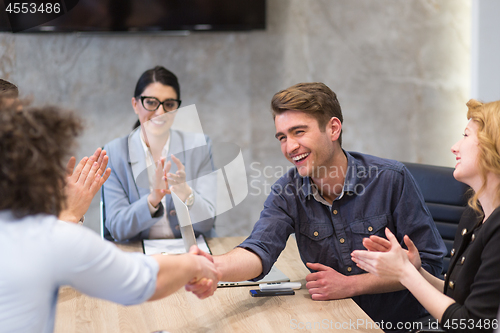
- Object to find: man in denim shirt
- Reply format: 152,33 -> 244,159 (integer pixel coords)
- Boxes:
188,82 -> 446,327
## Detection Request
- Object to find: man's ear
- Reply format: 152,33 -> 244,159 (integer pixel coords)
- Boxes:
326,117 -> 342,142
131,97 -> 139,115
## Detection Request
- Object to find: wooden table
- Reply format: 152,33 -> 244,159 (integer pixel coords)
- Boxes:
55,237 -> 383,332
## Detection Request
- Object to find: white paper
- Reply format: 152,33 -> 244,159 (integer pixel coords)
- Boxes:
143,235 -> 210,255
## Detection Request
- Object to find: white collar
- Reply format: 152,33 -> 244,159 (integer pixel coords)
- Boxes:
139,130 -> 171,167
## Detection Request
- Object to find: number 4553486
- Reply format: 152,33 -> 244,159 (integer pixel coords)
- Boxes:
5,2 -> 61,14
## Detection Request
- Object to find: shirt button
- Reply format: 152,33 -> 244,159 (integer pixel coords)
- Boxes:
444,273 -> 447,279
450,248 -> 455,257
449,281 -> 455,290
339,238 -> 345,244
313,231 -> 319,237
368,226 -> 373,232
460,256 -> 465,265
347,267 -> 352,272
461,228 -> 467,236
169,210 -> 176,216
333,210 -> 338,215
471,234 -> 475,242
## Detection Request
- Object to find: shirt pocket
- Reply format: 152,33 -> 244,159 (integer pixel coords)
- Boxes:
298,221 -> 337,270
349,215 -> 388,248
299,222 -> 334,241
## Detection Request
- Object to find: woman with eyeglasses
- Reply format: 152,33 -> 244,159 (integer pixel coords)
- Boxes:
102,66 -> 216,241
351,99 -> 500,332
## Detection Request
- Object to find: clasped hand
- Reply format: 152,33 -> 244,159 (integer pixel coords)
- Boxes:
305,262 -> 355,300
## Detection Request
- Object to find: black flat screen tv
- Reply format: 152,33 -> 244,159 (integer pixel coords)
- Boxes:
0,0 -> 266,32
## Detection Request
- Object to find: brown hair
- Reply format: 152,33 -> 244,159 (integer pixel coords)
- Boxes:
465,99 -> 500,214
0,101 -> 82,218
0,79 -> 19,98
271,82 -> 343,145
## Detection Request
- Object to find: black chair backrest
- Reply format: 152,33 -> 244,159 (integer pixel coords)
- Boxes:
100,186 -> 113,241
403,162 -> 470,276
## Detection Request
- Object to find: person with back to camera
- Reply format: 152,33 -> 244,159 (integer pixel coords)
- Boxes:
352,99 -> 500,332
0,78 -> 19,104
0,77 -> 111,224
103,66 -> 216,241
0,99 -> 219,333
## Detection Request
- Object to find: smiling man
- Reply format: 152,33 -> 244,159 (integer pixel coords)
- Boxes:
189,82 -> 447,329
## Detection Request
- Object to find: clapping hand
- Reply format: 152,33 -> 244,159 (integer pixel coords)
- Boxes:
361,231 -> 421,270
59,148 -> 111,223
166,154 -> 192,202
351,228 -> 415,280
148,157 -> 171,208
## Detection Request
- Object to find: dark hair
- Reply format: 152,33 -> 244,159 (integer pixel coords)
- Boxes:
0,102 -> 82,218
271,82 -> 343,146
0,79 -> 19,99
133,66 -> 180,129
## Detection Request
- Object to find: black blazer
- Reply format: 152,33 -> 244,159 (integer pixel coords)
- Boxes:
442,206 -> 500,332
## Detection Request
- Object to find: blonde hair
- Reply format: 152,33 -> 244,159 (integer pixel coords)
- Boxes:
465,99 -> 500,213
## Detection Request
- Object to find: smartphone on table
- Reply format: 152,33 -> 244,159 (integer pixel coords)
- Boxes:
249,289 -> 295,297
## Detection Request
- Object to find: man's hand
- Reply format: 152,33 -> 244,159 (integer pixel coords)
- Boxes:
150,245 -> 220,301
59,148 -> 111,223
187,244 -> 214,264
305,263 -> 353,300
185,245 -> 220,299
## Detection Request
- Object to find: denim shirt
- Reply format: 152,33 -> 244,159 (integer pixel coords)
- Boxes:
239,151 -> 447,325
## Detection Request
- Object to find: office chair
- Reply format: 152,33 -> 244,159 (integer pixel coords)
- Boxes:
100,186 -> 113,241
403,162 -> 470,276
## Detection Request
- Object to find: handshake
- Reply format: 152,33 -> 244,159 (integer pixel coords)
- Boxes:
59,147 -> 222,301
183,245 -> 222,299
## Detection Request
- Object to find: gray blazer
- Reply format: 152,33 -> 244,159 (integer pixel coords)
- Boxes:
102,128 -> 217,241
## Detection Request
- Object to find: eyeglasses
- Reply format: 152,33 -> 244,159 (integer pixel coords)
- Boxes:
140,96 -> 182,112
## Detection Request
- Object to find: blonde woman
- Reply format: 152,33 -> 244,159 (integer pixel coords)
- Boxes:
352,99 -> 500,332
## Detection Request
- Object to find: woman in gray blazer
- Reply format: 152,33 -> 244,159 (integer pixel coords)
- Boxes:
103,66 -> 216,241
